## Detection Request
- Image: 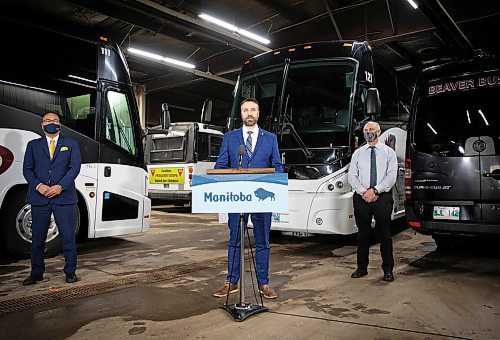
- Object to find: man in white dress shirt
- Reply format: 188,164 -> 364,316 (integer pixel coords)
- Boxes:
348,121 -> 397,282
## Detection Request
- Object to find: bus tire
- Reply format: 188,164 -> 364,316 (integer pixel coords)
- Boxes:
2,188 -> 80,258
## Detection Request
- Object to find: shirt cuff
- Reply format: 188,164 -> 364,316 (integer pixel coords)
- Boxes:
36,183 -> 42,191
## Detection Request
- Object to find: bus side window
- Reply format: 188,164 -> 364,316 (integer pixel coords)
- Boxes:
105,91 -> 137,156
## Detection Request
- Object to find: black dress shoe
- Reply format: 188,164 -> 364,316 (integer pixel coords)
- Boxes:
351,268 -> 368,278
22,275 -> 43,286
383,272 -> 394,282
65,273 -> 78,283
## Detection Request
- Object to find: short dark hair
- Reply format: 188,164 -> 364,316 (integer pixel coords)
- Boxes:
240,98 -> 259,107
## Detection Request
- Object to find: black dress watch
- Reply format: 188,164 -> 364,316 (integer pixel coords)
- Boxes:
372,187 -> 379,195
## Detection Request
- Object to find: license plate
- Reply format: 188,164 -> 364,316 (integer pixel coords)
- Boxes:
433,206 -> 460,220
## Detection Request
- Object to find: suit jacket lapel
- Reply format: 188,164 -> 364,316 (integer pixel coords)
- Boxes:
40,137 -> 50,159
250,130 -> 265,160
237,128 -> 245,146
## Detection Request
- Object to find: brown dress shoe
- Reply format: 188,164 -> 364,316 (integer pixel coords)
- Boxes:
259,284 -> 277,299
212,280 -> 238,298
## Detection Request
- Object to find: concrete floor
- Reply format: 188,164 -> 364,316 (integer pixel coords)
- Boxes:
0,204 -> 499,339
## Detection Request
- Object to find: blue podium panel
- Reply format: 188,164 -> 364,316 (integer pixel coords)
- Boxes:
192,173 -> 288,213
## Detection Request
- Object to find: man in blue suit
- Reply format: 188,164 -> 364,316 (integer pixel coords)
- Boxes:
22,112 -> 82,285
213,98 -> 283,299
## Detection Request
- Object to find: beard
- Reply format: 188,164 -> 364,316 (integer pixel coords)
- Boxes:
243,116 -> 257,126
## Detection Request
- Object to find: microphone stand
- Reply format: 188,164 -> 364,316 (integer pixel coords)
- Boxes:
222,145 -> 268,321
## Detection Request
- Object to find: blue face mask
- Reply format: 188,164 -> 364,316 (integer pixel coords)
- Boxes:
364,131 -> 377,143
43,123 -> 61,134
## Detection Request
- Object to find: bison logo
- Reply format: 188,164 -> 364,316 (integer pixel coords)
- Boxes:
254,188 -> 275,201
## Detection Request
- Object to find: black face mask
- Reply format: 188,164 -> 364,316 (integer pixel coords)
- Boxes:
43,123 -> 61,134
364,131 -> 377,143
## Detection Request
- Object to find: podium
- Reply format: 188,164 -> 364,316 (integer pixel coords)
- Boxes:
192,168 -> 288,321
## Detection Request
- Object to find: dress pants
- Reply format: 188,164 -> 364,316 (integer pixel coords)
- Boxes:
353,192 -> 394,272
30,203 -> 77,277
226,212 -> 271,286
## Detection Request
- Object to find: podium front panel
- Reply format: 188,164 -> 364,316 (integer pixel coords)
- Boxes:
192,173 -> 288,213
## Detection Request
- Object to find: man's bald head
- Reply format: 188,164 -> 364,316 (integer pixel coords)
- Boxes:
363,121 -> 380,133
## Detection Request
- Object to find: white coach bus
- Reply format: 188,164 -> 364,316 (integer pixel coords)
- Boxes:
224,41 -> 409,236
0,20 -> 151,256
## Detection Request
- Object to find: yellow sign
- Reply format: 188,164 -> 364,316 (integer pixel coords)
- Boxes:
149,167 -> 185,184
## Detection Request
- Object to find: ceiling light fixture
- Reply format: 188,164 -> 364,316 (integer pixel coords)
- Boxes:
68,75 -> 96,83
406,0 -> 418,9
199,13 -> 270,45
127,47 -> 196,69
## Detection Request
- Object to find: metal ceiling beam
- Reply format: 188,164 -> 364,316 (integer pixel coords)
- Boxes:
385,0 -> 395,35
416,0 -> 474,58
125,53 -> 236,87
271,0 -> 375,35
323,0 -> 343,39
254,0 -> 301,22
68,0 -> 270,55
385,42 -> 423,71
135,0 -> 271,54
369,12 -> 500,45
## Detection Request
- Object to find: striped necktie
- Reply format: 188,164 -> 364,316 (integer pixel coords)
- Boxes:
245,131 -> 253,159
370,146 -> 377,188
49,139 -> 56,160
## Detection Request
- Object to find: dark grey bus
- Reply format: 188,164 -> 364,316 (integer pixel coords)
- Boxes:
405,56 -> 500,247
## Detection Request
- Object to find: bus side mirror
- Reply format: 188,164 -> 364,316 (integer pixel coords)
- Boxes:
365,88 -> 381,117
161,102 -> 171,130
201,99 -> 213,123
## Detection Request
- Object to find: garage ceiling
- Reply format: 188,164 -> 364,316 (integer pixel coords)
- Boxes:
3,0 -> 500,125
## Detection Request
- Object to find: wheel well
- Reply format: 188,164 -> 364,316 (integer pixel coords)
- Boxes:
76,191 -> 89,241
0,184 -> 28,217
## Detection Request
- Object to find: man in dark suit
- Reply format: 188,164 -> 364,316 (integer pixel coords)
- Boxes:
212,98 -> 283,299
22,112 -> 82,285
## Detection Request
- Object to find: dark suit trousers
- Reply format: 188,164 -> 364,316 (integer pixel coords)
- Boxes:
31,203 -> 77,276
226,212 -> 271,286
353,192 -> 394,272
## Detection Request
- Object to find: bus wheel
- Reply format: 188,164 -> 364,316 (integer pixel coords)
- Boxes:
3,189 -> 79,258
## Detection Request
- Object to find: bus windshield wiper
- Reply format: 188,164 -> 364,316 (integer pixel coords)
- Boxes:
278,94 -> 313,159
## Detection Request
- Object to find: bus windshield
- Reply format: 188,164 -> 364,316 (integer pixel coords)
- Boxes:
231,60 -> 355,148
413,86 -> 500,156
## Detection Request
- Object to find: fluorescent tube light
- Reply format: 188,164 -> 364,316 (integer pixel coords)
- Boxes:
68,74 -> 96,83
466,109 -> 471,124
426,122 -> 437,135
478,109 -> 489,126
0,79 -> 57,93
199,13 -> 270,45
406,0 -> 418,9
127,47 -> 195,69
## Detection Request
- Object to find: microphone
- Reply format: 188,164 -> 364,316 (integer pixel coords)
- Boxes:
238,145 -> 245,168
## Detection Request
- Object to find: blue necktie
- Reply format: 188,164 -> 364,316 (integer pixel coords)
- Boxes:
246,131 -> 253,159
370,146 -> 377,188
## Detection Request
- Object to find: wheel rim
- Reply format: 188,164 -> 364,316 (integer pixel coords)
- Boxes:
15,204 -> 59,243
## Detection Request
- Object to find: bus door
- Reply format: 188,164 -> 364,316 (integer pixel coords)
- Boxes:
93,84 -> 146,237
479,138 -> 500,223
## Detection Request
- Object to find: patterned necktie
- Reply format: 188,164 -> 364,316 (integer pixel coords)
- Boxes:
245,131 -> 253,159
370,146 -> 377,188
49,139 -> 56,160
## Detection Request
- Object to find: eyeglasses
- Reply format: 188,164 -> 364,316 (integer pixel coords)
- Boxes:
42,119 -> 60,123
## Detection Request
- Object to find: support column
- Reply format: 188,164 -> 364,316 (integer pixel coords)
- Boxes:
134,84 -> 147,129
